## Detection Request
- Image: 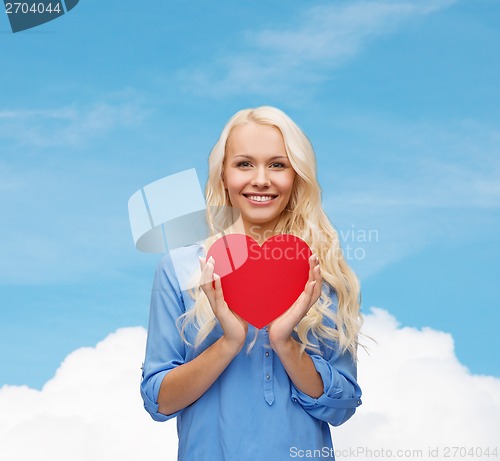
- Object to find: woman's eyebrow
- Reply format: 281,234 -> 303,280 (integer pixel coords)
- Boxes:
233,154 -> 288,161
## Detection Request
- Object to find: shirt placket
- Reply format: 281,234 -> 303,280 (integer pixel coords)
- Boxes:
262,327 -> 274,405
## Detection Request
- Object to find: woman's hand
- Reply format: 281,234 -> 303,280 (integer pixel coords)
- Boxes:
268,254 -> 322,350
199,256 -> 248,352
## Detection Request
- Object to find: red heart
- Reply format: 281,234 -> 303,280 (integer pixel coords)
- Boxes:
206,234 -> 312,329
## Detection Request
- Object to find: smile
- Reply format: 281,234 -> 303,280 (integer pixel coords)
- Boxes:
243,194 -> 277,204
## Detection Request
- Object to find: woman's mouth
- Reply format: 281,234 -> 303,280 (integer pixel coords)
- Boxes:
243,194 -> 278,204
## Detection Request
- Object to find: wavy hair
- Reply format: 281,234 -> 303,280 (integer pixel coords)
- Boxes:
178,106 -> 362,359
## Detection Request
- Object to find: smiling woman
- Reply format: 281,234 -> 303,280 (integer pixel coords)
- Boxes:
140,106 -> 363,461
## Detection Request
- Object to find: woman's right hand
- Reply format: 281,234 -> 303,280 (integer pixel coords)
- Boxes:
199,256 -> 248,352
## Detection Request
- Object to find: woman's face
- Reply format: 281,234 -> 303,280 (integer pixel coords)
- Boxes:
222,122 -> 296,238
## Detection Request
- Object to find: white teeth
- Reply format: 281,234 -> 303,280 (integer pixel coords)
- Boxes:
247,195 -> 274,202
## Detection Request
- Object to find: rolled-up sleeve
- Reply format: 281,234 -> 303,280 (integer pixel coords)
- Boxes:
140,253 -> 187,422
290,347 -> 362,426
290,284 -> 362,426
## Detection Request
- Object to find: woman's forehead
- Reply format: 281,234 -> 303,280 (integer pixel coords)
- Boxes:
226,122 -> 286,158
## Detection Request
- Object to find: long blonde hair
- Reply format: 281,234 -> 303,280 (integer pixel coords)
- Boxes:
178,106 -> 362,359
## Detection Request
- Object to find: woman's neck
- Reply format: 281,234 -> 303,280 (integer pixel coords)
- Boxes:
225,217 -> 282,246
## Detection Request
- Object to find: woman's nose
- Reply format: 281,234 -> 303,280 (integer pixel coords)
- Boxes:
251,167 -> 271,187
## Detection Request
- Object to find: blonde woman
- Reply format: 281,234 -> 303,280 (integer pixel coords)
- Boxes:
141,106 -> 362,461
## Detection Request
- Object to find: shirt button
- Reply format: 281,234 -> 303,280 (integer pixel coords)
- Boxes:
265,351 -> 269,357
265,374 -> 270,380
292,398 -> 298,403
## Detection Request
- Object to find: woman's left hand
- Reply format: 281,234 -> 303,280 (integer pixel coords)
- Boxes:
267,254 -> 323,350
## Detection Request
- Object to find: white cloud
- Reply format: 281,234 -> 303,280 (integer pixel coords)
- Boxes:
334,308 -> 500,459
1,309 -> 498,461
0,328 -> 178,461
0,101 -> 148,147
254,0 -> 453,61
179,0 -> 457,98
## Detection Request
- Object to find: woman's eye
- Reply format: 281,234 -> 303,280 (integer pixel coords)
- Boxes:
236,161 -> 252,167
270,162 -> 286,168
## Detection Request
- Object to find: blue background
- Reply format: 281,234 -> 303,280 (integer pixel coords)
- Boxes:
1,0 -> 498,388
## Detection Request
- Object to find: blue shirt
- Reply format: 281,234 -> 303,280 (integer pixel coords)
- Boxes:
140,243 -> 362,461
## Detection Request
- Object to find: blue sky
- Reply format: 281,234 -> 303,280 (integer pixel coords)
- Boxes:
1,0 -> 499,388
